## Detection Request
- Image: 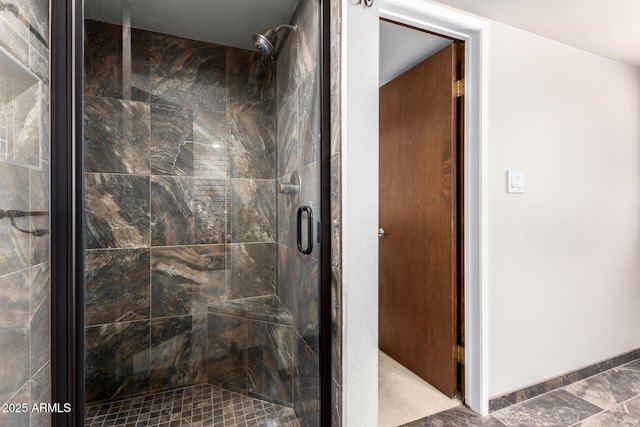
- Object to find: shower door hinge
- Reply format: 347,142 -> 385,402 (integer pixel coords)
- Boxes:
455,345 -> 465,364
454,79 -> 465,97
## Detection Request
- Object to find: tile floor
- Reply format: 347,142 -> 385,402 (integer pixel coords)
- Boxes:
84,384 -> 300,427
402,359 -> 640,426
84,357 -> 640,426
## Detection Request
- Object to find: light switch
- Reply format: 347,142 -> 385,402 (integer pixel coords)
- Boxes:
507,170 -> 524,193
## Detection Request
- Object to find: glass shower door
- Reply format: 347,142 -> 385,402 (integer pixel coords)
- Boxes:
81,0 -> 324,425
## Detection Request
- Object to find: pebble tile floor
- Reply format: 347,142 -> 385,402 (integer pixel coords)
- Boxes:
84,384 -> 300,427
402,358 -> 640,426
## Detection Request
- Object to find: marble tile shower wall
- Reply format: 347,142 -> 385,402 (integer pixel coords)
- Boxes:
275,1 -> 321,426
83,20 -> 277,403
0,0 -> 51,426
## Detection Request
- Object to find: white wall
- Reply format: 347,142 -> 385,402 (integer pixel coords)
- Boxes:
341,1 -> 380,425
488,20 -> 640,397
341,0 -> 640,416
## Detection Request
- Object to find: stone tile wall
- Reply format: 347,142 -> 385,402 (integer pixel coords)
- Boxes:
83,20 -> 277,403
208,296 -> 296,407
0,0 -> 51,426
275,1 -> 322,426
83,3 -> 329,423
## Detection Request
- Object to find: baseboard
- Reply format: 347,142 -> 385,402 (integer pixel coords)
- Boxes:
489,347 -> 640,412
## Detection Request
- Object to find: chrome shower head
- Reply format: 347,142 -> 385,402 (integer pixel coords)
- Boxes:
253,28 -> 278,56
253,24 -> 297,57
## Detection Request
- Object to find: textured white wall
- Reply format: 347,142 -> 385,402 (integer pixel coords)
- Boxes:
342,1 -> 380,425
487,20 -> 640,397
342,0 -> 640,413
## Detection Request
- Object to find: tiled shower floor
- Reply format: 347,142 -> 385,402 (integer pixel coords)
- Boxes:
84,384 -> 301,427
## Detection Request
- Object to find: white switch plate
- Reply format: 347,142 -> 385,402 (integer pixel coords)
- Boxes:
507,170 -> 524,193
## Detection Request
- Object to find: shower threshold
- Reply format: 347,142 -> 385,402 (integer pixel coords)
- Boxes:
84,384 -> 301,427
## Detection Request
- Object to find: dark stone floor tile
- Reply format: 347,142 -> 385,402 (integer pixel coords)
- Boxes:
401,405 -> 506,427
626,359 -> 640,370
492,390 -> 602,427
574,395 -> 640,427
565,361 -> 640,410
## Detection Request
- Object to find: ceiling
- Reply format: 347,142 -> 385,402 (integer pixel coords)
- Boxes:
84,0 -> 640,81
429,0 -> 640,69
84,0 -> 298,52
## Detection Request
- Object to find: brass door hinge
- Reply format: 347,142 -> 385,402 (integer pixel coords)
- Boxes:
456,345 -> 465,364
454,79 -> 465,97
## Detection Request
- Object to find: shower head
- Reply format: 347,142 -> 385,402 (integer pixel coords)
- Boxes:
253,24 -> 297,57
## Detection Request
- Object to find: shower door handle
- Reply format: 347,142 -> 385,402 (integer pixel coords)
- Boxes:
297,206 -> 313,255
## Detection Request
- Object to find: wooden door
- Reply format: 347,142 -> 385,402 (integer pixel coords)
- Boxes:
379,43 -> 458,397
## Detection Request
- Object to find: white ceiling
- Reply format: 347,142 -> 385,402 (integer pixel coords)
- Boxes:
379,20 -> 452,87
429,0 -> 640,69
84,0 -> 298,52
84,0 -> 640,80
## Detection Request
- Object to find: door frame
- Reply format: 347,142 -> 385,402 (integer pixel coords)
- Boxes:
379,0 -> 490,415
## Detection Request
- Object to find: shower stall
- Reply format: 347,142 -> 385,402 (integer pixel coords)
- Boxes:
77,0 -> 328,425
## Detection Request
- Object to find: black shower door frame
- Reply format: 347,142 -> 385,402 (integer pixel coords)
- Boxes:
50,0 -> 333,425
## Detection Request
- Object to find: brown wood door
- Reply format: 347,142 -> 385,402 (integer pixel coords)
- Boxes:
379,43 -> 458,397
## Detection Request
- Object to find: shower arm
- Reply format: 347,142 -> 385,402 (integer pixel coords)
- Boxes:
274,24 -> 297,33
